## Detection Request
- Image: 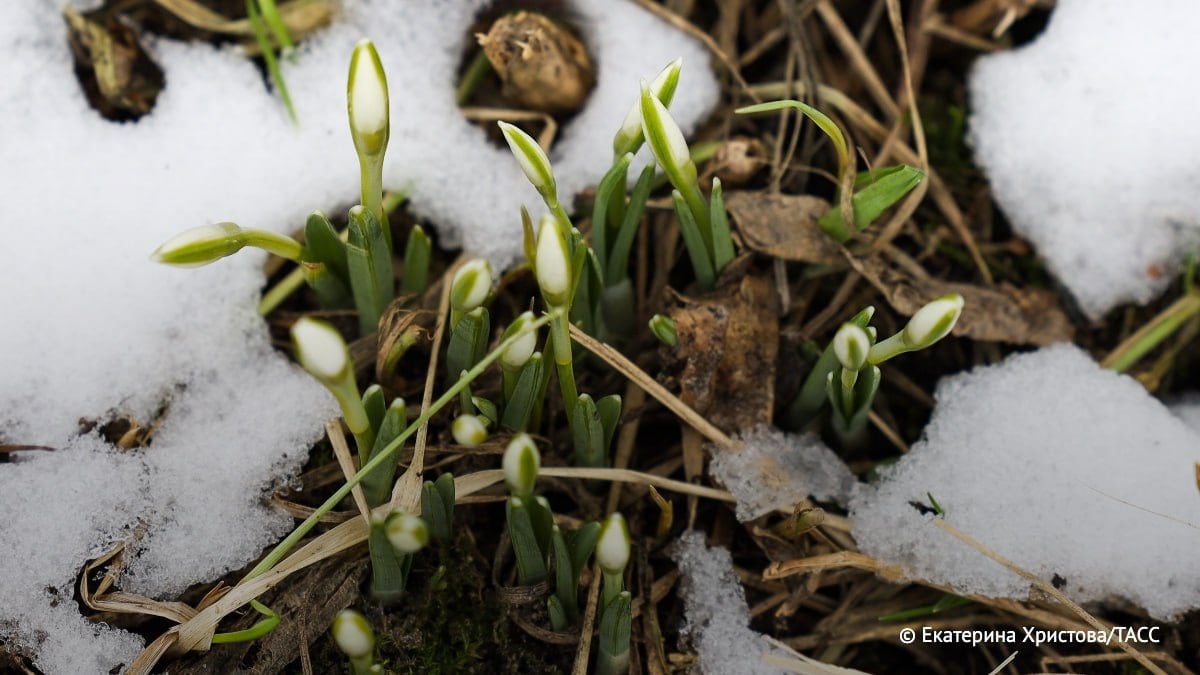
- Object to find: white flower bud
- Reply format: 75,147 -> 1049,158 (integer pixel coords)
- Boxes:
639,79 -> 692,179
503,432 -> 540,497
596,512 -> 631,575
614,58 -> 682,157
451,414 -> 488,447
291,318 -> 350,382
535,214 -> 571,307
501,311 -> 538,369
451,258 -> 493,313
833,323 -> 870,372
151,222 -> 245,267
903,294 -> 964,349
331,609 -> 375,659
384,510 -> 429,554
348,39 -> 389,159
499,121 -> 556,201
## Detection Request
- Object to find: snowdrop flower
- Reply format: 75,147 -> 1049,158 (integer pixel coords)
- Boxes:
499,121 -> 557,204
614,58 -> 682,158
451,414 -> 488,447
384,510 -> 429,554
503,432 -> 540,497
596,512 -> 631,575
151,222 -> 301,267
535,213 -> 572,307
833,322 -> 870,372
291,318 -> 370,435
500,311 -> 538,369
332,609 -> 375,659
639,78 -> 696,189
868,294 -> 965,364
450,258 -> 493,314
903,294 -> 964,349
348,39 -> 389,161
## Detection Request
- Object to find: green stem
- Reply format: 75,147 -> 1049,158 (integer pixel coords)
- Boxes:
360,157 -> 389,251
242,230 -> 303,261
456,49 -> 492,105
676,180 -> 712,256
550,312 -> 578,419
241,310 -> 561,583
258,265 -> 306,315
839,367 -> 857,418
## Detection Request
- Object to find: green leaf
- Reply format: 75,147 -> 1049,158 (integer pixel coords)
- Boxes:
363,399 -> 406,507
303,211 -> 349,282
303,263 -> 352,308
445,307 -> 490,387
818,165 -> 925,240
597,591 -> 632,671
472,396 -> 498,427
596,394 -> 622,452
606,163 -> 655,284
736,99 -> 848,176
347,206 -> 393,335
551,526 -> 579,623
592,156 -> 633,277
246,0 -> 297,123
506,498 -> 547,585
400,224 -> 431,294
568,521 -> 600,578
708,177 -> 735,275
671,190 -> 715,292
530,496 -> 554,560
362,385 -> 386,439
421,472 -> 456,542
368,517 -> 408,604
211,600 -> 280,643
572,394 -> 606,468
548,595 -> 570,632
501,353 -> 546,432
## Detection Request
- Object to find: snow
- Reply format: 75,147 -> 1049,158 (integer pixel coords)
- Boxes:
851,344 -> 1200,620
968,0 -> 1200,318
671,531 -> 784,675
1170,394 -> 1200,433
0,0 -> 717,671
710,426 -> 858,522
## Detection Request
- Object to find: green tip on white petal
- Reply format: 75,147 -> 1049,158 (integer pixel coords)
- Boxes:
503,432 -> 540,497
499,121 -> 555,198
451,414 -> 488,447
291,317 -> 350,382
614,58 -> 683,157
332,609 -> 375,659
534,214 -> 571,306
833,323 -> 870,372
903,294 -> 965,349
501,311 -> 538,369
348,39 -> 389,157
150,222 -> 245,267
639,79 -> 691,175
451,258 -> 493,313
596,512 -> 631,575
384,510 -> 429,554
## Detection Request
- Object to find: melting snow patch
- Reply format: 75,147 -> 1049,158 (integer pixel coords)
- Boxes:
672,531 -> 785,675
851,344 -> 1200,619
969,0 -> 1200,318
710,426 -> 858,521
0,0 -> 717,671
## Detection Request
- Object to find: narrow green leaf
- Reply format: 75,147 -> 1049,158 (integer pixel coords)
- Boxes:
551,526 -> 579,623
708,177 -> 735,274
818,165 -> 925,239
530,496 -> 554,560
596,394 -> 622,452
606,163 -> 655,284
501,353 -> 546,432
736,99 -> 848,176
347,206 -> 393,335
400,224 -> 431,294
245,0 -> 297,123
362,385 -> 385,441
303,211 -> 348,281
592,156 -> 633,277
445,308 -> 489,387
506,498 -> 547,585
368,517 -> 408,604
211,600 -> 280,643
567,521 -> 600,578
572,394 -> 606,468
672,190 -> 716,292
548,595 -> 570,632
363,399 -> 406,507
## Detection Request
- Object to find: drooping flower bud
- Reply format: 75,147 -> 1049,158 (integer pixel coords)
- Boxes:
596,512 -> 631,575
503,432 -> 540,497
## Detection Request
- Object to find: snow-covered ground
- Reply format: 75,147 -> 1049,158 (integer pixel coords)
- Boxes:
0,1 -> 716,671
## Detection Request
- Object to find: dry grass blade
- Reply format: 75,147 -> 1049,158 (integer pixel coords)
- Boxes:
629,0 -> 757,99
931,518 -> 1169,675
569,323 -> 733,446
152,0 -> 332,39
764,551 -> 904,581
326,420 -> 370,522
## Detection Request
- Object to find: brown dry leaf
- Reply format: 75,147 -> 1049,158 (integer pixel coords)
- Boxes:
478,11 -> 595,113
711,136 -> 769,187
849,256 -> 1074,345
374,295 -> 435,384
724,191 -> 845,265
667,269 -> 779,432
64,8 -> 161,117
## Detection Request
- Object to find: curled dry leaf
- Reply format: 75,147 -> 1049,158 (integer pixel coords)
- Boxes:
374,294 -> 436,384
666,269 -> 779,433
64,7 -> 163,118
712,136 -> 769,187
478,11 -> 595,113
724,191 -> 845,265
848,256 -> 1074,346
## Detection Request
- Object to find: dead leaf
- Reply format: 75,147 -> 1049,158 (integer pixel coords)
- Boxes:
65,7 -> 162,118
667,270 -> 779,432
478,11 -> 595,113
374,295 -> 436,384
712,136 -> 769,187
848,256 -> 1074,345
724,191 -> 845,265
